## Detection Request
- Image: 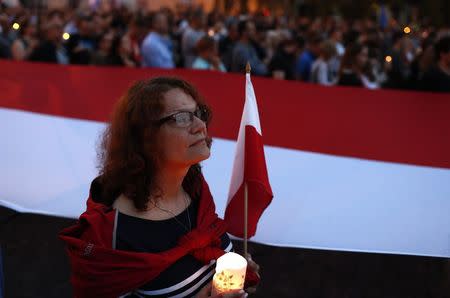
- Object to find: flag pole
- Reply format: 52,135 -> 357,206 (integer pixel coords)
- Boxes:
244,182 -> 248,259
244,62 -> 251,260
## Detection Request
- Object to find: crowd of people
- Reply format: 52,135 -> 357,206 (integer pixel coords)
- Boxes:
1,1 -> 449,92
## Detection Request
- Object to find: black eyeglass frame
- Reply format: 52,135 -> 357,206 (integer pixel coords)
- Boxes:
154,106 -> 210,127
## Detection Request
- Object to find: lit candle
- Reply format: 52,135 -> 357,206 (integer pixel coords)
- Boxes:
212,252 -> 247,295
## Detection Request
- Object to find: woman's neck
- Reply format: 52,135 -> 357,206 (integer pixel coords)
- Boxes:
153,165 -> 189,203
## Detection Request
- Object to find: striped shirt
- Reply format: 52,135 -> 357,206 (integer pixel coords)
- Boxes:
115,200 -> 232,298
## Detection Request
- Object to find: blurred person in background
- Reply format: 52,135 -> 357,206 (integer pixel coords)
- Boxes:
310,40 -> 338,86
114,32 -> 138,67
218,19 -> 239,71
66,12 -> 97,64
29,19 -> 68,64
328,27 -> 345,78
265,30 -> 288,65
337,42 -> 377,89
367,46 -> 388,87
231,19 -> 268,76
329,27 -> 345,57
268,37 -> 300,80
295,32 -> 322,81
181,9 -> 206,68
385,33 -> 415,89
250,20 -> 268,65
119,15 -> 146,67
420,36 -> 450,92
191,35 -> 226,72
94,2 -> 114,35
273,16 -> 293,43
114,2 -> 135,31
409,34 -> 436,88
141,11 -> 174,68
161,7 -> 182,67
10,17 -> 38,60
90,30 -> 116,65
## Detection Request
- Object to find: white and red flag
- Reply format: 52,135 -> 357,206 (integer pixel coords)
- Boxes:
224,68 -> 273,238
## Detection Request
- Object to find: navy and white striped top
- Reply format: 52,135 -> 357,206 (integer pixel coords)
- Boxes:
115,199 -> 233,298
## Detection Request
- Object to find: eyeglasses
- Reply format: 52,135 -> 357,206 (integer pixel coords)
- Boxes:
155,106 -> 209,128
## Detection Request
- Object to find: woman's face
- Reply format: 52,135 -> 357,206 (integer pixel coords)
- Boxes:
155,88 -> 210,169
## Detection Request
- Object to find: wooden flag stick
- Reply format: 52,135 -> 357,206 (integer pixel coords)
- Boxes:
244,61 -> 250,259
244,182 -> 248,259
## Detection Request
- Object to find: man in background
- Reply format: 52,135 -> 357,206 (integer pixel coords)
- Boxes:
230,19 -> 267,76
141,12 -> 174,68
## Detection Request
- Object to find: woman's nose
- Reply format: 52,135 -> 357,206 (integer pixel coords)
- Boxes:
190,115 -> 207,135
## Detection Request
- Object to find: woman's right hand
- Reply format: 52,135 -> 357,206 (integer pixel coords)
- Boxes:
196,282 -> 248,298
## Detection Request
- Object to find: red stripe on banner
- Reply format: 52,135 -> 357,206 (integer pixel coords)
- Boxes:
225,126 -> 273,238
1,60 -> 450,169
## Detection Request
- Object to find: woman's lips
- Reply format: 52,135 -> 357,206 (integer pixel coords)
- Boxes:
190,139 -> 206,146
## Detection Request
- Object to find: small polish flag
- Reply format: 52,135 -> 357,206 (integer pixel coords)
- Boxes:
225,63 -> 273,238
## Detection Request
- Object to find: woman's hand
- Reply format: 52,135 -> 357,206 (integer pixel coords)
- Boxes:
196,282 -> 248,298
245,254 -> 260,293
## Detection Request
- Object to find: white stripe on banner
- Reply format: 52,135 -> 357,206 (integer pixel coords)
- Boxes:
1,108 -> 450,257
1,108 -> 102,218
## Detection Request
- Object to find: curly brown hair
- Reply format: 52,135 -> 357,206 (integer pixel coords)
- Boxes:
98,77 -> 212,211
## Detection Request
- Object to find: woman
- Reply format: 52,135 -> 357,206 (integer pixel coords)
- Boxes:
192,36 -> 226,72
60,77 -> 258,297
337,42 -> 378,89
90,31 -> 116,65
310,40 -> 337,86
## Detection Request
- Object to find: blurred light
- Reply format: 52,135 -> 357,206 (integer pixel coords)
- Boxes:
403,26 -> 411,34
385,56 -> 392,63
208,29 -> 214,37
422,31 -> 429,39
12,23 -> 20,30
62,32 -> 70,40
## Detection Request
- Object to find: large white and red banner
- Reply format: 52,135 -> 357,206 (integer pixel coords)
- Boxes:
1,60 -> 449,257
